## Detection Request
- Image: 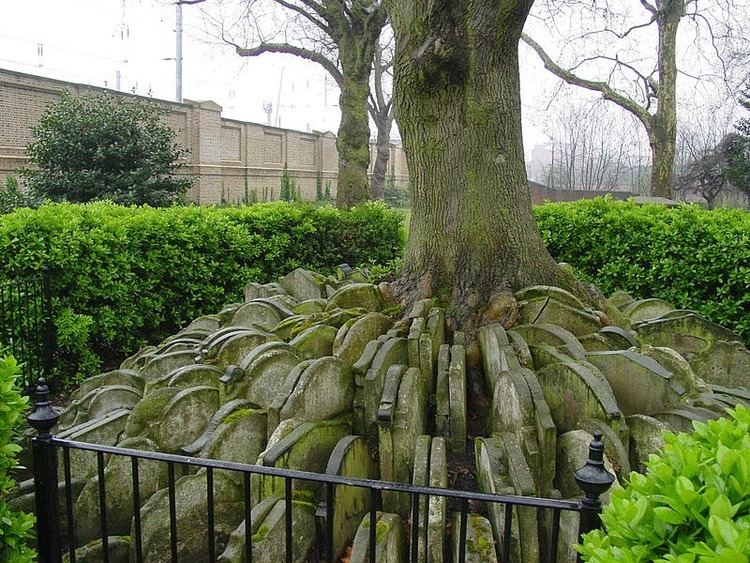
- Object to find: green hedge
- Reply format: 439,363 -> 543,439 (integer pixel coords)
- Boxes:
534,198 -> 750,342
0,201 -> 404,384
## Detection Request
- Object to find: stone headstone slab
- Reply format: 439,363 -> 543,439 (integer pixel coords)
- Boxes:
334,312 -> 394,370
228,343 -> 300,407
293,298 -> 327,315
381,367 -> 427,518
363,337 -> 408,441
213,330 -> 281,368
244,282 -> 287,301
155,386 -> 220,453
333,316 -> 358,350
217,496 -> 280,563
166,364 -> 224,390
265,293 -> 300,313
272,314 -> 312,340
451,512 -> 499,563
626,414 -> 668,473
528,343 -> 583,370
200,327 -> 260,358
217,303 -> 242,325
153,338 -> 201,356
598,326 -> 638,349
137,471 -> 243,563
350,512 -> 406,563
435,344 -> 450,439
501,432 -> 540,563
448,344 -> 468,454
74,437 -> 166,546
279,268 -> 326,301
519,297 -> 601,336
408,298 -> 436,319
519,368 -> 557,495
512,324 -> 586,363
577,333 -> 615,353
231,301 -> 285,331
408,317 -> 426,370
585,350 -> 684,415
183,399 -> 259,455
183,314 -> 222,333
81,385 -> 142,425
480,324 -> 521,394
140,350 -> 197,382
537,361 -> 624,437
689,340 -> 750,389
622,298 -> 674,323
57,409 -> 130,481
280,356 -> 354,424
579,419 -> 631,480
653,406 -> 720,433
556,430 -> 618,501
120,346 -> 156,370
64,537 -> 130,563
411,435 -> 432,563
67,369 -> 144,404
638,345 -> 703,396
490,368 -> 535,436
633,312 -> 741,358
507,330 -> 533,368
474,435 -> 522,563
124,387 -> 181,439
607,290 -> 635,311
515,285 -> 586,311
269,360 -> 315,438
256,418 -> 351,500
428,437 -> 448,563
289,324 -> 338,360
321,436 -> 378,561
326,283 -> 383,312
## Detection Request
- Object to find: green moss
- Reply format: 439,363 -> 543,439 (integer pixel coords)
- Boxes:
222,407 -> 258,425
251,524 -> 269,543
375,519 -> 389,542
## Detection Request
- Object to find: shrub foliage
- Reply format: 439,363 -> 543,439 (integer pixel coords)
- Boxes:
578,405 -> 750,562
534,198 -> 750,341
0,201 -> 403,384
0,353 -> 34,563
21,92 -> 191,206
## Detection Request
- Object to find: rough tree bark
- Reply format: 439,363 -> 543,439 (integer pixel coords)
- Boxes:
229,1 -> 387,209
522,0 -> 686,199
369,37 -> 395,200
386,0 -> 587,332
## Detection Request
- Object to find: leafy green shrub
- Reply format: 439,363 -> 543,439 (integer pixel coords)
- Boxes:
578,405 -> 750,562
534,198 -> 750,342
0,201 -> 403,385
21,91 -> 191,206
0,178 -> 35,215
0,352 -> 35,562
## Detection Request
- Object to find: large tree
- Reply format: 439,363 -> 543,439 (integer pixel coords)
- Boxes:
522,0 -> 750,199
385,0 -> 587,333
216,0 -> 387,208
368,28 -> 395,200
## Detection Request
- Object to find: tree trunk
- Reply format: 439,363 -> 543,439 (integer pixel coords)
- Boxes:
388,0 -> 585,331
370,113 -> 393,200
336,74 -> 372,209
649,0 -> 683,199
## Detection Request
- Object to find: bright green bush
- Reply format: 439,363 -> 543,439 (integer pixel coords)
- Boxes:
0,201 -> 403,385
0,353 -> 35,562
534,198 -> 750,342
578,405 -> 750,562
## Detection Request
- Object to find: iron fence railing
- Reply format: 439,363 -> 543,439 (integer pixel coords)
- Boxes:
0,268 -> 54,390
27,379 -> 615,563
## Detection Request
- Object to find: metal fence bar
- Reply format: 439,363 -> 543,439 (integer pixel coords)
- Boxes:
63,447 -> 76,563
26,381 -> 614,563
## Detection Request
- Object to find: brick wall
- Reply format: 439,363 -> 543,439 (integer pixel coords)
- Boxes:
0,68 -> 410,203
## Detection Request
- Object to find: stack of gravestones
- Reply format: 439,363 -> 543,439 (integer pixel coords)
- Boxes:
20,267 -> 749,563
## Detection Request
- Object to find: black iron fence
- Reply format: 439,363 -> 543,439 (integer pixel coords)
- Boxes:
0,268 -> 54,390
27,380 -> 615,563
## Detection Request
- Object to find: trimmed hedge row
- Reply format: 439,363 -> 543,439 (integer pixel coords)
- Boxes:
534,198 -> 750,342
0,201 -> 404,383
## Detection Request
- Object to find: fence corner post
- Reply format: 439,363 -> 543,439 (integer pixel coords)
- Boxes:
575,431 -> 614,553
27,378 -> 62,563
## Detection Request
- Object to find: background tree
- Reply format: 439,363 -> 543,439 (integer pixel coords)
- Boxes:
675,135 -> 735,208
368,26 -> 395,200
213,0 -> 387,209
22,92 -> 191,206
522,0 -> 750,199
725,84 -> 750,195
385,0 -> 588,334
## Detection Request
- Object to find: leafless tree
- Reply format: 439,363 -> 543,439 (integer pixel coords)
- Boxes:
205,0 -> 387,208
522,0 -> 750,199
368,25 -> 394,200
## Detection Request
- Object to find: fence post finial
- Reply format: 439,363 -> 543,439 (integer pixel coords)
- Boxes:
27,378 -> 62,563
27,378 -> 59,438
575,431 -> 615,547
